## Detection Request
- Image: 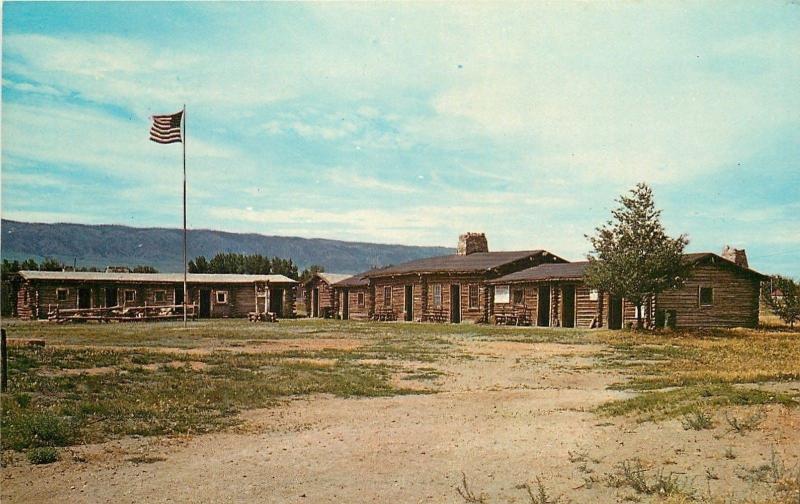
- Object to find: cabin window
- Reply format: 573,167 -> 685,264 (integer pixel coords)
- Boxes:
124,290 -> 136,303
495,285 -> 510,304
383,286 -> 392,306
699,287 -> 713,306
512,289 -> 524,305
153,290 -> 166,303
56,288 -> 69,302
589,289 -> 599,301
433,284 -> 442,307
357,292 -> 365,307
216,291 -> 228,304
468,284 -> 479,309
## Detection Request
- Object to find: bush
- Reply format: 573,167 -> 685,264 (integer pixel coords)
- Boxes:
2,412 -> 75,450
27,446 -> 59,465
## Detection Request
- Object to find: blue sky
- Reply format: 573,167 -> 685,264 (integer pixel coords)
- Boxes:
2,2 -> 798,275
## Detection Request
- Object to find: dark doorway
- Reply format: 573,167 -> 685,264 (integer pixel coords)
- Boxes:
78,288 -> 91,309
404,285 -> 413,321
342,289 -> 349,320
105,287 -> 117,308
609,296 -> 623,330
174,287 -> 184,307
450,284 -> 461,323
537,286 -> 551,326
199,289 -> 211,318
312,288 -> 320,317
269,288 -> 284,316
561,285 -> 576,328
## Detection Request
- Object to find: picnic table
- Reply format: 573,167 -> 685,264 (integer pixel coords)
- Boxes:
494,306 -> 532,326
422,307 -> 447,323
372,307 -> 396,321
248,312 -> 278,322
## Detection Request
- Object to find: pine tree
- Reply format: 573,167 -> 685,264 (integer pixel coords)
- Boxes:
584,183 -> 690,328
761,276 -> 799,327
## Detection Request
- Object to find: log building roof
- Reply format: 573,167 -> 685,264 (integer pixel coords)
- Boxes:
365,250 -> 562,277
17,271 -> 297,284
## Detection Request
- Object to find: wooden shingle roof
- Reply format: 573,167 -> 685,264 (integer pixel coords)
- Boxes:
18,271 -> 297,284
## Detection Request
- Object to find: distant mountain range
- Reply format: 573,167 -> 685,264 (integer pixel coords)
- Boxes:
0,219 -> 453,274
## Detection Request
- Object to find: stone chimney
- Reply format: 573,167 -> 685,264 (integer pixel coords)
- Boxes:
457,232 -> 489,255
722,245 -> 748,268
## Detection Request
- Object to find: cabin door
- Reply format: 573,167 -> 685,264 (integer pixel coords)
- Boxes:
609,296 -> 623,330
105,287 -> 118,308
404,285 -> 413,321
450,284 -> 461,323
199,289 -> 212,318
269,288 -> 284,316
342,289 -> 349,320
537,286 -> 551,326
78,288 -> 91,309
174,287 -> 184,306
561,285 -> 576,328
312,288 -> 320,317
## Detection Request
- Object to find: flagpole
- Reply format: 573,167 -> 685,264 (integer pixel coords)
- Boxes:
182,104 -> 187,328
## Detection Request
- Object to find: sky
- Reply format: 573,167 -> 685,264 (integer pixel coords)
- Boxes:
1,1 -> 798,275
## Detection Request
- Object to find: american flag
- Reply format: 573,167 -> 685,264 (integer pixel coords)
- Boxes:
149,110 -> 183,144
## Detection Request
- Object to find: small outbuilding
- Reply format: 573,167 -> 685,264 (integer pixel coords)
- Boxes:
302,272 -> 352,318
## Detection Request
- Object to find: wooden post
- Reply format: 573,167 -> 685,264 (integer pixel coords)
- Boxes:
1,328 -> 8,392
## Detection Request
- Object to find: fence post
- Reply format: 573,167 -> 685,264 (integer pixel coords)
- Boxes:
1,328 -> 8,392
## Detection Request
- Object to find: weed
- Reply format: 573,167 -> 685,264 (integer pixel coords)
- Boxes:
27,446 -> 59,465
517,477 -> 562,504
2,412 -> 75,451
725,410 -> 765,435
606,458 -> 693,497
681,409 -> 715,430
14,393 -> 31,408
127,455 -> 167,464
723,447 -> 737,460
456,472 -> 487,503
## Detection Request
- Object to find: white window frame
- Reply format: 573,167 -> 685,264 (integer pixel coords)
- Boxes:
56,288 -> 69,302
216,290 -> 229,304
383,286 -> 392,307
589,289 -> 599,301
124,289 -> 136,303
495,285 -> 510,304
153,290 -> 166,303
468,284 -> 479,309
433,284 -> 443,307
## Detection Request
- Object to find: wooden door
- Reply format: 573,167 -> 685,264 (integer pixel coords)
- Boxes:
78,288 -> 91,309
404,285 -> 413,321
199,289 -> 211,318
537,286 -> 550,326
342,289 -> 350,320
105,287 -> 118,308
561,285 -> 576,328
609,296 -> 623,329
449,284 -> 461,323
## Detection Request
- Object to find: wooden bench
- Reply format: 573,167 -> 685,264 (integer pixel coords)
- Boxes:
372,308 -> 396,321
422,307 -> 447,323
494,306 -> 532,326
248,312 -> 278,322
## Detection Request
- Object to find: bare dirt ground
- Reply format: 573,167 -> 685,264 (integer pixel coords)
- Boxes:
3,334 -> 798,503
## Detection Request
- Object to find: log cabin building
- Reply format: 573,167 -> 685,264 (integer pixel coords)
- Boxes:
15,271 -> 297,320
359,233 -> 567,323
486,251 -> 767,329
302,272 -> 351,318
331,271 -> 373,321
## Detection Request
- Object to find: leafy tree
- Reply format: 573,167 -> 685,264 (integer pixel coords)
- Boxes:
188,256 -> 210,273
299,264 -> 325,284
39,258 -> 64,271
131,265 -> 159,273
761,275 -> 799,327
584,182 -> 691,328
20,258 -> 39,271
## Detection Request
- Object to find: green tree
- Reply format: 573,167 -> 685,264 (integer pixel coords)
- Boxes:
39,258 -> 64,271
584,182 -> 691,329
20,258 -> 39,271
761,275 -> 799,327
131,265 -> 159,273
299,264 -> 325,284
188,256 -> 210,273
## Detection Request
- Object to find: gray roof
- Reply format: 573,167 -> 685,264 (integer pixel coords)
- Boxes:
366,250 -> 560,277
317,273 -> 352,285
489,262 -> 589,284
18,271 -> 297,284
